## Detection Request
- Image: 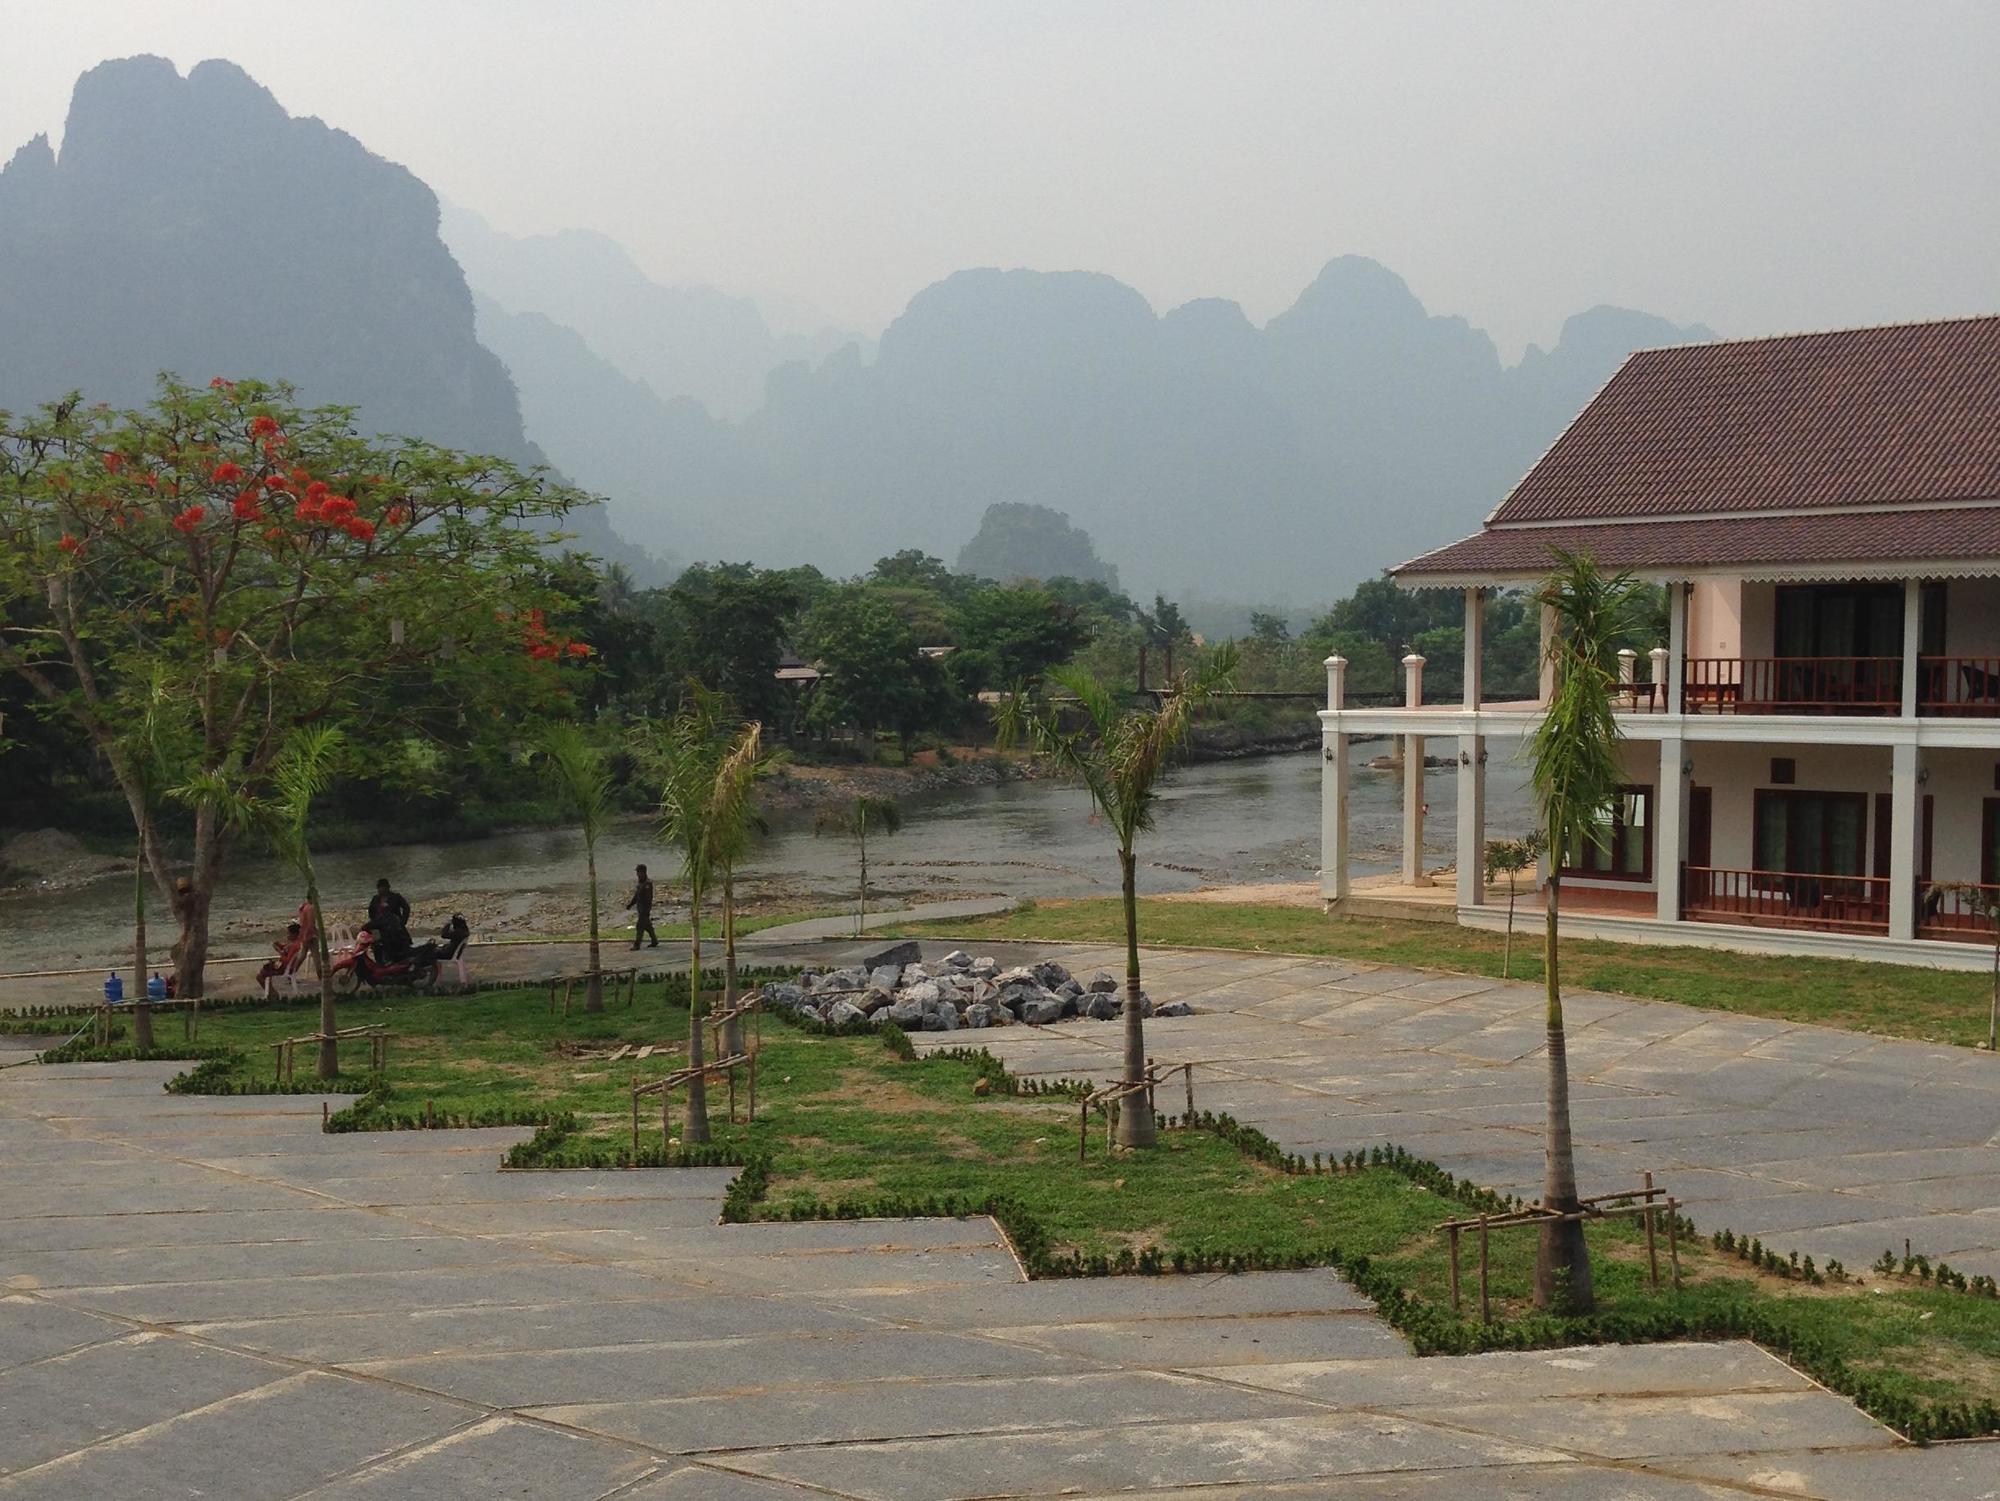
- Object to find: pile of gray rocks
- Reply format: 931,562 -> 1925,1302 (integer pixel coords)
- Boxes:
760,944 -> 1195,1032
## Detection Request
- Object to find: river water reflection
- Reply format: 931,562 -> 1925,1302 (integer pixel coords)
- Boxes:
6,743 -> 1536,972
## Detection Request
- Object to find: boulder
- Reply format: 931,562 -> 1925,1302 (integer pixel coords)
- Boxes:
885,998 -> 926,1029
1019,997 -> 1064,1025
963,1004 -> 994,1028
900,962 -> 932,986
1032,960 -> 1073,990
1083,992 -> 1120,1021
823,966 -> 868,993
824,1000 -> 866,1027
941,949 -> 974,970
856,988 -> 894,1015
993,965 -> 1039,989
968,956 -> 999,979
1056,978 -> 1084,1000
867,964 -> 903,992
1086,972 -> 1118,993
1154,1001 -> 1194,1018
762,982 -> 810,1011
923,1007 -> 959,1032
860,939 -> 923,971
902,979 -> 942,1006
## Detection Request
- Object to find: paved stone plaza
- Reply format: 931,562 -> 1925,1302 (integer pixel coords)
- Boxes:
4,950 -> 2000,1497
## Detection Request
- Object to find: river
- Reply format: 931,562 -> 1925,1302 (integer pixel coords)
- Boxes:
5,744 -> 1537,974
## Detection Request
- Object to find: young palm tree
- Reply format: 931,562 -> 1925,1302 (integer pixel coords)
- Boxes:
814,796 -> 902,937
1483,831 -> 1547,980
998,645 -> 1236,1148
182,728 -> 345,1078
710,723 -> 769,1058
657,692 -> 758,1142
1528,550 -> 1638,1313
120,671 -> 180,1051
537,722 -> 614,1013
1932,882 -> 2000,1050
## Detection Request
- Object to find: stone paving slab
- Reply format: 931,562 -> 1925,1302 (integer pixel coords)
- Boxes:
289,1415 -> 657,1499
976,1311 -> 1408,1366
1651,1444 -> 2000,1497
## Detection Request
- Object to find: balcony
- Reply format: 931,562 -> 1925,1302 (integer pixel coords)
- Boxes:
1681,865 -> 1890,935
1920,882 -> 2000,943
1674,656 -> 2000,716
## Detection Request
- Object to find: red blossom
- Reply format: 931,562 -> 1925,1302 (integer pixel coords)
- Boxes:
294,498 -> 321,523
321,495 -> 357,521
385,504 -> 410,527
290,467 -> 311,489
250,415 -> 280,438
265,473 -> 292,493
262,437 -> 285,459
211,461 -> 243,484
343,517 -> 377,543
209,376 -> 233,390
102,452 -> 125,474
566,641 -> 590,658
304,479 -> 329,502
58,534 -> 82,555
262,526 -> 284,543
232,490 -> 264,522
172,506 -> 206,534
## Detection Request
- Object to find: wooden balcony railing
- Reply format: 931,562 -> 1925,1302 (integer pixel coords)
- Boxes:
1920,882 -> 2000,941
1918,658 -> 2000,717
1682,865 -> 1890,933
1681,658 -> 1901,715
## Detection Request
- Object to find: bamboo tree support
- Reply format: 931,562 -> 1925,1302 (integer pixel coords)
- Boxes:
1643,1170 -> 1661,1290
1667,1197 -> 1682,1290
1478,1214 -> 1490,1324
1079,1059 -> 1195,1156
1448,1223 -> 1462,1314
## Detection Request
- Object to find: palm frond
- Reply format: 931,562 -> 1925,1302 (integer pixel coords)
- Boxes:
535,720 -> 613,844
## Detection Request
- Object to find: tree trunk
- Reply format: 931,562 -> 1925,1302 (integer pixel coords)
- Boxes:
684,895 -> 711,1143
721,865 -> 743,1057
584,843 -> 604,1013
309,868 -> 340,1080
173,808 -> 228,999
132,843 -> 154,1051
856,827 -> 869,937
1535,867 -> 1594,1313
1503,883 -> 1516,980
1113,847 -> 1156,1148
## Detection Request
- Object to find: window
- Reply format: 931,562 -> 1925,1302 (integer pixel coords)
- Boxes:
1564,784 -> 1653,881
1770,758 -> 1796,785
1984,800 -> 2000,887
1755,789 -> 1868,876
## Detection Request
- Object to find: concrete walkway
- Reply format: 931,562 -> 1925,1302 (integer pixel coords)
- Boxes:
900,941 -> 2000,1281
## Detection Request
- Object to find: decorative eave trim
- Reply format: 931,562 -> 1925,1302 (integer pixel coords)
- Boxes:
1396,557 -> 2000,592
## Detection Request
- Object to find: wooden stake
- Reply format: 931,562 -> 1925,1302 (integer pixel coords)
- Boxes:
1667,1197 -> 1681,1291
1643,1171 -> 1660,1290
631,1087 -> 640,1155
1184,1063 -> 1195,1121
1079,1100 -> 1089,1162
1448,1224 -> 1462,1314
1478,1215 -> 1490,1324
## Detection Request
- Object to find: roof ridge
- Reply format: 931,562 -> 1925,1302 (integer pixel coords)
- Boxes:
1625,311 -> 2000,358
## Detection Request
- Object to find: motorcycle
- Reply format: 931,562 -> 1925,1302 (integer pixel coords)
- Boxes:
330,925 -> 440,993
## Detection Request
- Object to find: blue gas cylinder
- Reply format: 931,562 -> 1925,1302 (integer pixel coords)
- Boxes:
104,972 -> 123,1005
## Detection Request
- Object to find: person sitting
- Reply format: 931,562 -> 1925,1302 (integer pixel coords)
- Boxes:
437,913 -> 470,961
256,921 -> 305,988
370,909 -> 414,965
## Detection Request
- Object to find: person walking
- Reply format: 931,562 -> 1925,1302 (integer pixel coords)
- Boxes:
626,864 -> 658,949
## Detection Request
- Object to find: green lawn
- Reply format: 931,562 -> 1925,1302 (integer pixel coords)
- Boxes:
549,907 -> 844,944
38,975 -> 2000,1440
887,898 -> 2000,1047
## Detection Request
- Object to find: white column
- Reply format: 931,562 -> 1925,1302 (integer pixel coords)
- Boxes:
1656,737 -> 1686,923
1902,577 -> 1921,718
1667,581 -> 1688,713
1320,657 -> 1350,905
1462,587 -> 1484,709
1617,647 -> 1637,710
1456,737 -> 1486,909
1402,654 -> 1427,886
1889,740 -> 1920,941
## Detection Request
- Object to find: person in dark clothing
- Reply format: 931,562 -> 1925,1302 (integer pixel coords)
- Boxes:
370,908 -> 413,964
368,878 -> 411,930
438,913 -> 471,961
626,864 -> 659,949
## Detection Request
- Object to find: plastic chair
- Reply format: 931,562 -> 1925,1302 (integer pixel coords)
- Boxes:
262,943 -> 308,999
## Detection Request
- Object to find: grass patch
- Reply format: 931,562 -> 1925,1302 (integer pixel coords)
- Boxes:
33,976 -> 2000,1440
886,898 -> 2000,1047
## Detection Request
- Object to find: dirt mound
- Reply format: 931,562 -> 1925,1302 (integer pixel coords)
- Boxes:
0,829 -> 126,890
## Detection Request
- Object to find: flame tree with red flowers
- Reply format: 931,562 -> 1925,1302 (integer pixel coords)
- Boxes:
0,378 -> 592,999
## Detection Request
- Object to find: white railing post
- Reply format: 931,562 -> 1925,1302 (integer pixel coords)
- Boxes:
1320,657 -> 1350,904
1648,647 -> 1670,712
1617,648 -> 1637,710
1402,653 -> 1426,886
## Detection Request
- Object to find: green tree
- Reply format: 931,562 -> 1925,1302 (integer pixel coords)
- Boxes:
537,722 -> 614,1012
801,588 -> 949,759
0,379 -> 585,995
815,796 -> 902,936
949,585 -> 1093,695
182,728 -> 345,1077
1528,550 -> 1639,1313
998,645 -> 1237,1147
1483,831 -> 1546,980
710,722 -> 771,1057
660,563 -> 809,724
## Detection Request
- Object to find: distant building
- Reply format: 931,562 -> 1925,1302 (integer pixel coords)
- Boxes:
1322,315 -> 2000,967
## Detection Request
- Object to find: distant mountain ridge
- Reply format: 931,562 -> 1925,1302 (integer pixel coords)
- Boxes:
0,55 -> 654,573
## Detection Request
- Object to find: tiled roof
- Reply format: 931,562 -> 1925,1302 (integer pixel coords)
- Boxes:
1397,507 -> 2000,579
1492,316 -> 2000,524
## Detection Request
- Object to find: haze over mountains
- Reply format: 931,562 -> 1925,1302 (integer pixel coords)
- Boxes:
0,56 -> 1715,605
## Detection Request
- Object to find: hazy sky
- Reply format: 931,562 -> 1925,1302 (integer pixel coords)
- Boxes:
9,2 -> 1998,357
